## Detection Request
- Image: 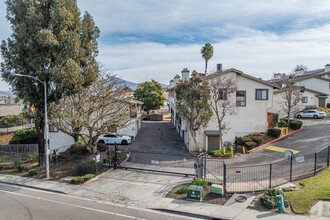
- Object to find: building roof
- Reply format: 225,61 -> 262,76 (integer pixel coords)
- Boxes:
273,87 -> 328,97
205,68 -> 280,89
269,68 -> 330,84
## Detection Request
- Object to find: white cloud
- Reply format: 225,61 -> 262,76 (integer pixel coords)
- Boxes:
2,1 -> 330,90
103,24 -> 330,84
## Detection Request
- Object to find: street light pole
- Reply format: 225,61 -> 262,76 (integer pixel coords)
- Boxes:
44,81 -> 50,179
14,74 -> 50,179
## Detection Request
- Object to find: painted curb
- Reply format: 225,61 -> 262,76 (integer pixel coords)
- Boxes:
247,127 -> 303,153
189,127 -> 304,159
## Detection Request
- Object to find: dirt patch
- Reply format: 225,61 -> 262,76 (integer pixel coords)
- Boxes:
166,184 -> 229,205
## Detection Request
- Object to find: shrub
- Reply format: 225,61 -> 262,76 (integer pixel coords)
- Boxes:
278,120 -> 287,128
222,151 -> 232,157
28,169 -> 38,176
75,161 -> 102,176
130,136 -> 135,141
0,156 -> 10,163
241,136 -> 252,143
235,137 -> 244,146
68,141 -> 88,156
207,150 -> 214,155
70,174 -> 95,184
251,136 -> 263,146
213,149 -> 222,157
260,188 -> 290,209
0,164 -> 3,170
191,178 -> 209,187
245,141 -> 256,150
177,186 -> 188,194
15,161 -> 24,172
267,128 -> 281,138
24,155 -> 39,164
97,143 -> 108,152
327,103 -> 330,108
0,113 -> 28,127
289,120 -> 303,130
12,129 -> 37,144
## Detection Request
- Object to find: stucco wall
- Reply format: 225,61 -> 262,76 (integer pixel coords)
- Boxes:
272,90 -> 319,118
173,71 -> 275,151
48,130 -> 74,152
298,78 -> 330,104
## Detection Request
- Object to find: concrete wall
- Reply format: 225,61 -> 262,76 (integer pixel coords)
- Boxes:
48,130 -> 74,152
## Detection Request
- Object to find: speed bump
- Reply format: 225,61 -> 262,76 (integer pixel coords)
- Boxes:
265,146 -> 299,154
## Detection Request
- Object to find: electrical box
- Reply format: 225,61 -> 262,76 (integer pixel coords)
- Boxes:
186,185 -> 203,202
210,184 -> 223,196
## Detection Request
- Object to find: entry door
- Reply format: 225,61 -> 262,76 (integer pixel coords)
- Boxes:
208,136 -> 219,150
319,98 -> 326,108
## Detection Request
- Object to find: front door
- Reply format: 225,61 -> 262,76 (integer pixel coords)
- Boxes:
319,98 -> 326,108
208,136 -> 219,150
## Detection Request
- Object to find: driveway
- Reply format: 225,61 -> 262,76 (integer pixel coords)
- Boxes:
117,121 -> 195,174
226,117 -> 330,167
129,121 -> 188,154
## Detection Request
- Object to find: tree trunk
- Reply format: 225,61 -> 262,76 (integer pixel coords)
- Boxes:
205,59 -> 208,75
35,119 -> 45,166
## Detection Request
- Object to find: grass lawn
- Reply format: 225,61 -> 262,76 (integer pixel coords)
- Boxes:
285,168 -> 330,214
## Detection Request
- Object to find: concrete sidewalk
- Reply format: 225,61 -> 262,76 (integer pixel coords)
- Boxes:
0,171 -> 327,220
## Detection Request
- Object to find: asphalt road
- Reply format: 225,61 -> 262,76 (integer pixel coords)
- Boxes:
226,117 -> 330,167
0,183 -> 198,220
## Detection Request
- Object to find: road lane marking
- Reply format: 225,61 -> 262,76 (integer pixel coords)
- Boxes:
265,146 -> 300,154
0,189 -> 145,220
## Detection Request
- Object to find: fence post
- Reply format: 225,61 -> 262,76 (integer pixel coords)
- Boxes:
223,162 -> 227,195
314,152 -> 317,176
269,163 -> 272,189
290,155 -> 293,182
114,143 -> 118,169
327,146 -> 329,168
204,152 -> 206,179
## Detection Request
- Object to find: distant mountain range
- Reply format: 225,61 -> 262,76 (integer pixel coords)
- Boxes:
0,78 -> 168,96
116,78 -> 168,90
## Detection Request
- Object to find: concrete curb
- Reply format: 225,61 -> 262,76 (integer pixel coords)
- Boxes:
248,127 -> 303,153
0,180 -> 66,194
189,127 -> 304,159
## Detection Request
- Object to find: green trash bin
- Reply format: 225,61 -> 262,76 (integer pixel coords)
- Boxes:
210,184 -> 223,196
186,185 -> 203,202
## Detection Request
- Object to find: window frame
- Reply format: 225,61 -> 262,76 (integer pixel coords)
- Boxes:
218,88 -> 227,100
302,96 -> 308,103
236,90 -> 246,107
255,89 -> 269,100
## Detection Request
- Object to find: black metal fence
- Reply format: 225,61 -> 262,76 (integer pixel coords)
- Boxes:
204,146 -> 330,193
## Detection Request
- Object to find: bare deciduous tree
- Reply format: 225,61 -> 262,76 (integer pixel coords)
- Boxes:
208,75 -> 237,150
50,74 -> 134,153
279,80 -> 304,126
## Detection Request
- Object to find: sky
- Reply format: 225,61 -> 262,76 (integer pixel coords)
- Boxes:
2,0 -> 330,91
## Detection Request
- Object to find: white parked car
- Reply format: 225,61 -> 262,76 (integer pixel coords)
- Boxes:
97,133 -> 132,145
295,110 -> 327,119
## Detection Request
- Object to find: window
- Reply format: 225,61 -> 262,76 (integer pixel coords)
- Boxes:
219,89 -> 227,100
302,97 -> 308,103
256,89 -> 268,100
49,125 -> 58,132
236,91 -> 246,106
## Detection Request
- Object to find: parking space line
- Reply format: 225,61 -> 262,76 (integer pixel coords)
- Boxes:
265,146 -> 300,154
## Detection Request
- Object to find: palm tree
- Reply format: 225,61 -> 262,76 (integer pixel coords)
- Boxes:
201,43 -> 214,75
